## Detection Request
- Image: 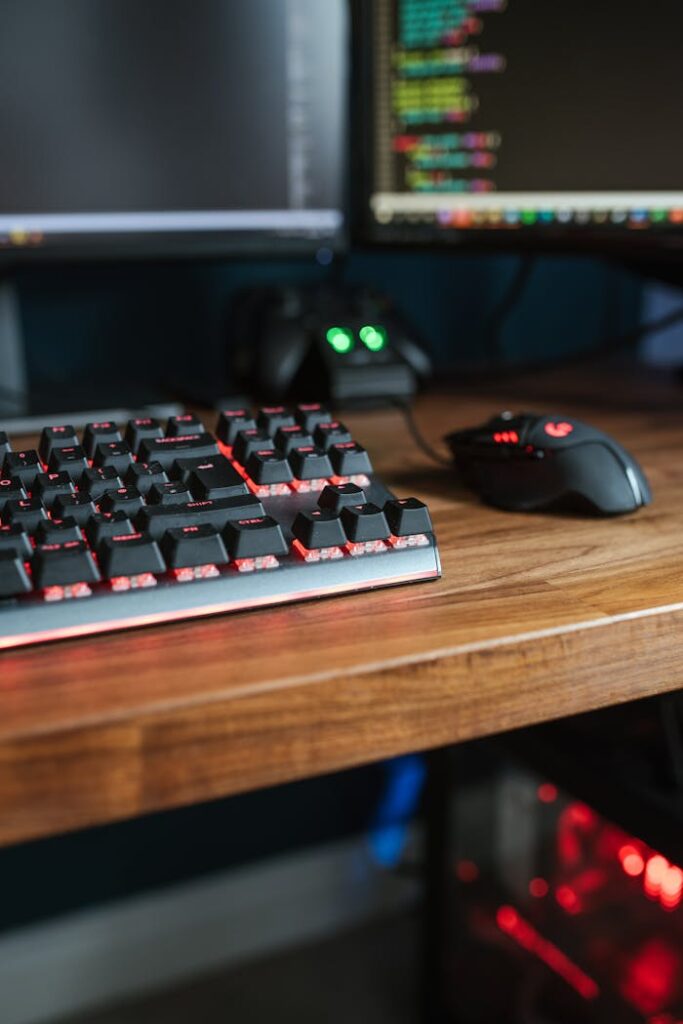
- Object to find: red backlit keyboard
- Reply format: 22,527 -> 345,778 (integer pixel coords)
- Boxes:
0,403 -> 441,649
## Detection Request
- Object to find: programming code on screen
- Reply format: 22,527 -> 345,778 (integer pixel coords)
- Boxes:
369,0 -> 683,234
391,0 -> 505,196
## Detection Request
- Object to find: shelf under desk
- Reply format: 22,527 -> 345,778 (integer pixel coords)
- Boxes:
2,370 -> 683,846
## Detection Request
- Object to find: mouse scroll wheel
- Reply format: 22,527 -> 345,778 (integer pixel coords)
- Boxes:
543,420 -> 574,439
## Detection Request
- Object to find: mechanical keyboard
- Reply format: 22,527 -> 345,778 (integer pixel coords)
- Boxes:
0,403 -> 441,649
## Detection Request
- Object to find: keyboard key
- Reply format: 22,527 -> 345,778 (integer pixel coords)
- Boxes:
83,421 -> 121,458
53,493 -> 98,526
5,498 -> 48,532
0,524 -> 32,559
93,440 -> 135,474
295,403 -> 332,432
0,478 -> 27,513
257,406 -> 295,435
136,494 -> 265,540
32,540 -> 100,589
0,398 -> 439,645
99,486 -> 145,516
167,413 -> 204,436
39,425 -> 79,462
48,445 -> 89,480
384,498 -> 433,536
86,512 -> 136,548
36,517 -> 83,545
245,450 -> 294,485
137,433 -> 219,471
32,472 -> 75,508
125,417 -> 163,454
0,550 -> 32,598
313,421 -> 352,450
232,429 -> 274,466
148,482 -> 192,505
329,442 -> 372,477
288,446 -> 333,481
215,409 -> 256,446
161,524 -> 229,569
318,482 -> 367,513
224,516 -> 288,559
124,461 -> 168,495
274,425 -> 314,454
292,509 -> 346,549
183,458 -> 248,499
340,503 -> 390,543
98,533 -> 166,579
81,466 -> 123,499
3,450 -> 42,488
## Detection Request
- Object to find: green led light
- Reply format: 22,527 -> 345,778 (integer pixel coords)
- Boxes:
326,327 -> 354,354
359,325 -> 387,352
521,210 -> 537,225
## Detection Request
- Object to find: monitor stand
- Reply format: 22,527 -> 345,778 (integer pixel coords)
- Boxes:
0,276 -> 184,430
0,278 -> 29,419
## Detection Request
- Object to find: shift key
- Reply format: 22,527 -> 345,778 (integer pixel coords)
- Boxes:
135,495 -> 265,540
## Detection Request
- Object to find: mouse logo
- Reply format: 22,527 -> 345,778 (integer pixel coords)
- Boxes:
544,421 -> 574,438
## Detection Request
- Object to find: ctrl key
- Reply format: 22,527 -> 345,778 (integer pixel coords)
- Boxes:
224,516 -> 288,561
0,550 -> 32,598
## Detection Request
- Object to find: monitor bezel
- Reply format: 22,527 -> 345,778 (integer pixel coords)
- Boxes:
0,229 -> 347,267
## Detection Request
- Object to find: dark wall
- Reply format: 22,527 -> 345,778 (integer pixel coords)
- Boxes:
15,250 -> 641,405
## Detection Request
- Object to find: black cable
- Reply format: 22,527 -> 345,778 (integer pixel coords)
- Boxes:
514,301 -> 683,373
389,398 -> 452,468
450,299 -> 683,382
606,302 -> 683,350
481,255 -> 537,362
475,260 -> 683,375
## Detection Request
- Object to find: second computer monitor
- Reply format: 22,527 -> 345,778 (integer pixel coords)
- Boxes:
0,0 -> 347,260
356,0 -> 683,251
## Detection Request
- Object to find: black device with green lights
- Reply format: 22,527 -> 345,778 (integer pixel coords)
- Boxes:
230,284 -> 432,405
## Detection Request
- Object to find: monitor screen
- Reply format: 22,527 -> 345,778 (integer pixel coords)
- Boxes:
357,0 -> 683,251
0,0 -> 347,259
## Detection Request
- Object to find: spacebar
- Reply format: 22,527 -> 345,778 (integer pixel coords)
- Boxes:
135,495 -> 265,539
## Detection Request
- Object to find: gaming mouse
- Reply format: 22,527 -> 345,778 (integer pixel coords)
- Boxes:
444,412 -> 652,515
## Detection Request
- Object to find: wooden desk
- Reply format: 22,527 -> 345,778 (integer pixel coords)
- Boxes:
3,372 -> 683,847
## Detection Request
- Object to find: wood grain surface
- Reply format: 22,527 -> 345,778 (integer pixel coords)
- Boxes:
2,366 -> 683,846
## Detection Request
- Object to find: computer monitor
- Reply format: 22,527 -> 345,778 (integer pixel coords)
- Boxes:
0,0 -> 347,262
354,0 -> 683,258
